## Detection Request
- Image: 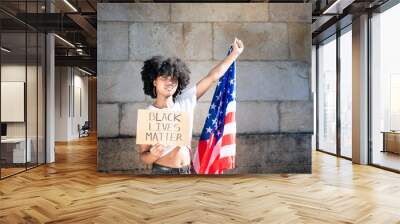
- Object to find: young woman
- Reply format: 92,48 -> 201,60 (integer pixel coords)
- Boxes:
138,37 -> 244,174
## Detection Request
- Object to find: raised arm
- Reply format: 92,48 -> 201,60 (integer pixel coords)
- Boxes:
196,37 -> 244,100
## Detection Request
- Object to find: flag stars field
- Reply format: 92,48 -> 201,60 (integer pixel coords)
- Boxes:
193,48 -> 237,174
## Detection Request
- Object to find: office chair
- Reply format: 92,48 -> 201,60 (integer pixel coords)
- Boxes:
78,121 -> 90,138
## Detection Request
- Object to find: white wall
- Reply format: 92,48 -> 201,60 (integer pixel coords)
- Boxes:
1,65 -> 26,134
1,65 -> 41,137
71,72 -> 89,138
55,66 -> 69,141
55,67 -> 89,141
1,63 -> 46,164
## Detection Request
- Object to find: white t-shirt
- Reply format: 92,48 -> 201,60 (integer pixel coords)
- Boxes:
146,85 -> 197,157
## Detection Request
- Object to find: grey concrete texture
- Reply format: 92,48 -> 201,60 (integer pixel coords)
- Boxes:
98,3 -> 170,22
288,23 -> 312,63
182,23 -> 213,60
97,61 -> 145,103
129,23 -> 184,61
129,22 -> 213,61
279,101 -> 314,132
97,60 -> 311,104
269,3 -> 312,23
171,3 -> 270,22
192,101 -> 280,135
208,133 -> 312,173
97,133 -> 311,174
235,61 -> 310,101
120,102 -> 148,137
213,22 -> 289,60
98,3 -> 311,23
99,99 -> 312,138
97,22 -> 129,61
97,137 -> 152,174
185,61 -> 217,102
97,104 -> 119,138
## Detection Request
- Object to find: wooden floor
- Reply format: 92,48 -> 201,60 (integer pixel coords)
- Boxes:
1,167 -> 26,178
1,134 -> 400,223
373,151 -> 400,171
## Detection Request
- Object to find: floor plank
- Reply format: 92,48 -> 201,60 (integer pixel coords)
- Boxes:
0,134 -> 399,223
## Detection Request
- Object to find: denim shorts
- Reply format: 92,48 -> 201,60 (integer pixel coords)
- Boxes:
151,163 -> 191,175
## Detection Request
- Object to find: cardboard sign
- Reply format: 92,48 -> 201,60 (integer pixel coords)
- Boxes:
136,109 -> 190,146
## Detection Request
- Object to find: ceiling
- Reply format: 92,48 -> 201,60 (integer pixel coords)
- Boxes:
1,0 -> 97,74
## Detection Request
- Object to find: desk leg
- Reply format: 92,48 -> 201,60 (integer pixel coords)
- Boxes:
382,133 -> 386,153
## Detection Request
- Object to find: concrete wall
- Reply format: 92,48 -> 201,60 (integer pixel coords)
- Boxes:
97,3 -> 312,173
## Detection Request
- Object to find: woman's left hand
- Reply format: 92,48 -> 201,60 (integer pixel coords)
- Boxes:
231,37 -> 244,58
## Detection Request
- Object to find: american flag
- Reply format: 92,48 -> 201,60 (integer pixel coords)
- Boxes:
192,49 -> 236,174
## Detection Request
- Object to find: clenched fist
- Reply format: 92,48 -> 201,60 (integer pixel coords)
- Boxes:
231,37 -> 244,57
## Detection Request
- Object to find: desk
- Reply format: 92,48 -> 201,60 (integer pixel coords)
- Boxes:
381,131 -> 400,154
1,138 -> 31,163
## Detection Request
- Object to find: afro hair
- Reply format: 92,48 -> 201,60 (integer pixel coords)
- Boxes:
140,56 -> 191,101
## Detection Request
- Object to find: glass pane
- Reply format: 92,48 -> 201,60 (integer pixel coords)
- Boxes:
26,0 -> 39,169
371,3 -> 400,171
318,36 -> 337,154
38,32 -> 45,165
27,30 -> 38,169
1,29 -> 27,177
312,46 -> 317,151
0,1 -> 46,178
340,28 -> 352,158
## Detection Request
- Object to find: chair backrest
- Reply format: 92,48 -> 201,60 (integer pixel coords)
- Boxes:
82,121 -> 90,129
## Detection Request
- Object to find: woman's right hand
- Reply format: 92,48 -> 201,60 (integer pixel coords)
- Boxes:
149,143 -> 164,159
231,37 -> 244,58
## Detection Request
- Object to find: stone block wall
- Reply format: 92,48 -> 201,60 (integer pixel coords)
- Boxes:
97,3 -> 312,173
